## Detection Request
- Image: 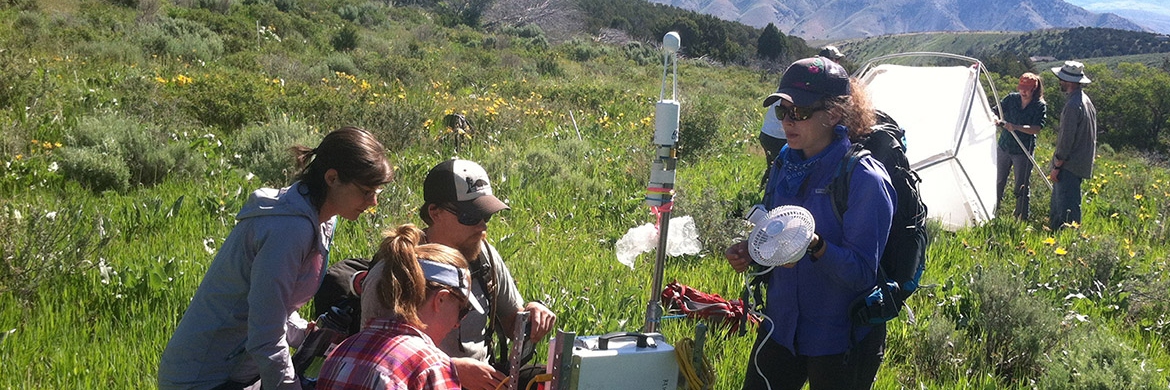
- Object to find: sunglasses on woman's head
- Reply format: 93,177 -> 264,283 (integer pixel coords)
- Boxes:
774,104 -> 826,122
442,205 -> 491,226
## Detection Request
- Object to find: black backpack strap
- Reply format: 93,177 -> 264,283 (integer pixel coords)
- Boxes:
466,245 -> 501,367
829,143 -> 869,223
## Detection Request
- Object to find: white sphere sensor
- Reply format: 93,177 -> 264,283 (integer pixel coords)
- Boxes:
663,32 -> 681,53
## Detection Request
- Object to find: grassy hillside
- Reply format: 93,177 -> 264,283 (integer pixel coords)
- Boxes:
836,28 -> 1170,70
2,1 -> 1170,389
835,31 -> 1022,62
1035,52 -> 1170,72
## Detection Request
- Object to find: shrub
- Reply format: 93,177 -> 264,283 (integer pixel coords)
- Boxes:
231,118 -> 320,186
536,54 -> 563,77
359,98 -> 434,152
1124,268 -> 1170,341
623,41 -> 660,66
323,53 -> 358,76
480,139 -> 611,202
137,17 -> 225,61
1062,237 -> 1128,297
75,40 -> 145,65
60,115 -> 204,190
331,24 -> 360,52
57,147 -> 132,192
504,23 -> 544,39
0,44 -> 35,111
678,186 -> 758,256
274,0 -> 295,12
908,316 -> 966,384
13,11 -> 44,42
678,96 -> 729,161
258,53 -> 329,84
563,38 -> 613,62
966,266 -> 1064,383
336,2 -> 386,27
0,203 -> 113,300
1038,326 -> 1167,389
434,0 -> 489,28
176,70 -> 275,131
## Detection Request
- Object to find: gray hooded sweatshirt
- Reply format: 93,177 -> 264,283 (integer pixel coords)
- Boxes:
158,182 -> 334,390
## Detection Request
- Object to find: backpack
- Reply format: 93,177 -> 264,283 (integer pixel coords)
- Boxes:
311,257 -> 371,335
829,111 -> 929,325
293,258 -> 370,386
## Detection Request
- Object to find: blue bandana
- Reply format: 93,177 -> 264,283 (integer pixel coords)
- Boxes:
773,125 -> 850,198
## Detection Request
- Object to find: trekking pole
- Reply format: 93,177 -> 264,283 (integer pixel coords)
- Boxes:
644,31 -> 681,333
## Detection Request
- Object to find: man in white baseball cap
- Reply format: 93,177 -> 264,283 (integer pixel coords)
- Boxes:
1048,61 -> 1097,231
417,158 -> 556,390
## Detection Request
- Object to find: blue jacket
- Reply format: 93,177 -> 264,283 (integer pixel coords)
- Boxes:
159,182 -> 335,390
761,137 -> 895,356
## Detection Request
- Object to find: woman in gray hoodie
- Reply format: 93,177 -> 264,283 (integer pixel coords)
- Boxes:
158,127 -> 394,390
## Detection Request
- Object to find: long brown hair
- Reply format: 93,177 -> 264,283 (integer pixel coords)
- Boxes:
373,224 -> 469,327
292,126 -> 394,210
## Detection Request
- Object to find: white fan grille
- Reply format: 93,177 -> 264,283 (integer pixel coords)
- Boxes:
747,205 -> 815,267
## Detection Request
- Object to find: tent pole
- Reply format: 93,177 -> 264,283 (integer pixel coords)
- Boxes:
1003,127 -> 1054,190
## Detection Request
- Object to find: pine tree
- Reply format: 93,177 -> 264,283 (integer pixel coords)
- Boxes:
757,23 -> 784,61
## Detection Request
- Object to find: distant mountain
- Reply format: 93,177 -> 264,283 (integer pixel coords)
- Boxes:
647,0 -> 1152,40
1063,0 -> 1170,34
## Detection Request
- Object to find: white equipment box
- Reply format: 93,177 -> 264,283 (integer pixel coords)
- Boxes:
567,332 -> 678,390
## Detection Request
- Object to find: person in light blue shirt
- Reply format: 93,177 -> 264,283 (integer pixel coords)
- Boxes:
158,127 -> 393,390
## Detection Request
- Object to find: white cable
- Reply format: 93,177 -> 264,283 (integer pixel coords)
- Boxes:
743,272 -> 775,390
751,305 -> 776,390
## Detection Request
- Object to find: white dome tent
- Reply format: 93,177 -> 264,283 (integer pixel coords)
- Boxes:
856,52 -> 1004,231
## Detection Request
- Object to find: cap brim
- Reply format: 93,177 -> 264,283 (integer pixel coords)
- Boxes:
453,195 -> 509,218
763,88 -> 822,107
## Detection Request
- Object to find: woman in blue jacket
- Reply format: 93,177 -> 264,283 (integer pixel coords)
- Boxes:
158,127 -> 393,390
726,57 -> 896,390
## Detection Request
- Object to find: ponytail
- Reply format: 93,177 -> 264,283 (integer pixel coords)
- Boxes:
370,224 -> 470,327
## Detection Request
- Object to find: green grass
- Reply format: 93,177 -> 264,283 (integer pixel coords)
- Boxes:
2,1 -> 1170,389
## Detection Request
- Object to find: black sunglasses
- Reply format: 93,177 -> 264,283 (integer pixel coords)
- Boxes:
444,287 -> 473,320
774,104 -> 826,122
442,205 -> 491,226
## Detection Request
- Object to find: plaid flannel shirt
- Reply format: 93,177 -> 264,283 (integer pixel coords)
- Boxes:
316,318 -> 460,390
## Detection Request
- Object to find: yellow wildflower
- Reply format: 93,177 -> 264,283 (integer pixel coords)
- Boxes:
1043,237 -> 1056,246
1055,247 -> 1068,256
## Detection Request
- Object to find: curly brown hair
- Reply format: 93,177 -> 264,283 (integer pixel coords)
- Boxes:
823,78 -> 877,142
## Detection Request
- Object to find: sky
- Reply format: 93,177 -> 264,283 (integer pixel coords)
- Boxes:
1062,0 -> 1170,33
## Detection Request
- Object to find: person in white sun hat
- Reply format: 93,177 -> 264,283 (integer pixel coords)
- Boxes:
1048,60 -> 1097,231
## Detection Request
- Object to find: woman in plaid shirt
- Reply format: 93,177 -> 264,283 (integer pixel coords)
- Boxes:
317,224 -> 483,390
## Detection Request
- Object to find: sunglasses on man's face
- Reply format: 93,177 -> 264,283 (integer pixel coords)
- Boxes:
442,205 -> 491,226
774,104 -> 826,122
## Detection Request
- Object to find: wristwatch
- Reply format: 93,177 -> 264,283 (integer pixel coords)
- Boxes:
806,235 -> 825,258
